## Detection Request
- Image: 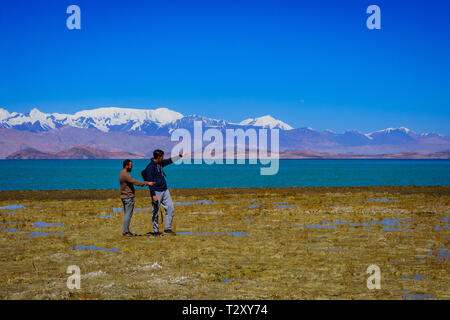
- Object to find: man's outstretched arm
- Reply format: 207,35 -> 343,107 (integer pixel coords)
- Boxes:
161,152 -> 186,167
125,173 -> 153,187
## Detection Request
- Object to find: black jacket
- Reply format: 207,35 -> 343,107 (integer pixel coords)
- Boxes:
145,157 -> 177,195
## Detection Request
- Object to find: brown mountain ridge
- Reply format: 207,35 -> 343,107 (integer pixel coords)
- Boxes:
6,146 -> 146,160
5,146 -> 450,160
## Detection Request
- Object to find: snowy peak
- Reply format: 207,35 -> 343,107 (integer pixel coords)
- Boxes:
364,127 -> 417,145
2,107 -> 58,131
28,108 -> 45,118
239,115 -> 293,130
367,127 -> 414,137
73,107 -> 182,124
71,107 -> 184,132
0,108 -> 11,121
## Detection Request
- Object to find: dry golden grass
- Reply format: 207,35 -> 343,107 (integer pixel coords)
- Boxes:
0,186 -> 449,300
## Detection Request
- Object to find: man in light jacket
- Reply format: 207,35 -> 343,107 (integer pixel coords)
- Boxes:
119,159 -> 154,237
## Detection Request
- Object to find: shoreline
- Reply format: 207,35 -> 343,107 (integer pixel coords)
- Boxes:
1,185 -> 449,201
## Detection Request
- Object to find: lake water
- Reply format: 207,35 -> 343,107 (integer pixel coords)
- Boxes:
0,159 -> 449,191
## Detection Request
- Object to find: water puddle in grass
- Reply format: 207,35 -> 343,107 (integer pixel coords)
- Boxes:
366,198 -> 400,203
221,276 -> 247,283
113,208 -> 123,213
33,221 -> 64,228
332,220 -> 371,227
403,294 -> 436,300
2,227 -> 19,232
437,245 -> 449,259
24,232 -> 64,237
99,214 -> 113,219
438,217 -> 449,222
380,227 -> 411,232
298,224 -> 337,229
428,245 -> 449,259
401,275 -> 428,280
326,248 -> 344,252
273,205 -> 296,209
248,204 -> 261,208
434,225 -> 450,231
0,205 -> 25,210
177,231 -> 251,237
68,245 -> 120,252
243,218 -> 255,222
371,218 -> 412,227
297,218 -> 415,233
174,200 -> 214,206
321,218 -> 412,232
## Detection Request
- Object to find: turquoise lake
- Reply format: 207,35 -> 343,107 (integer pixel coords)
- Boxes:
0,159 -> 449,191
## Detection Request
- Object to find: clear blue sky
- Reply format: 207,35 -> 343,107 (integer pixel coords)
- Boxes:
0,0 -> 449,134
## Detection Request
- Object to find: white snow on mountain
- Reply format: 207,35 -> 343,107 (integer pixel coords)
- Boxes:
0,107 -> 295,133
0,108 -> 11,121
70,107 -> 183,132
73,107 -> 182,125
367,127 -> 414,137
0,107 -> 184,133
5,108 -> 58,130
239,115 -> 293,130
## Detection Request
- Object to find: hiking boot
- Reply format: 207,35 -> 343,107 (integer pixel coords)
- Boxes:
146,231 -> 161,237
164,229 -> 176,235
122,232 -> 135,237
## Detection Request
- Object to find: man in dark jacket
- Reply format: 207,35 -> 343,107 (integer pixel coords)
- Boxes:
144,149 -> 185,236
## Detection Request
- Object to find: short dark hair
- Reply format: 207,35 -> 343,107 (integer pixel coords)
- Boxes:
123,159 -> 132,168
153,149 -> 164,159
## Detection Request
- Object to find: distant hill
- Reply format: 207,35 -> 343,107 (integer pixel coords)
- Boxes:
279,150 -> 450,159
6,146 -> 146,160
6,146 -> 450,160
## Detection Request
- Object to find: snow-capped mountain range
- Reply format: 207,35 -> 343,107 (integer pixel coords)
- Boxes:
0,107 -> 291,134
0,106 -> 448,158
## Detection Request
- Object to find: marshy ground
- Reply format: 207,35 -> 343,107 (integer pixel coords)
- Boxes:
0,186 -> 449,299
